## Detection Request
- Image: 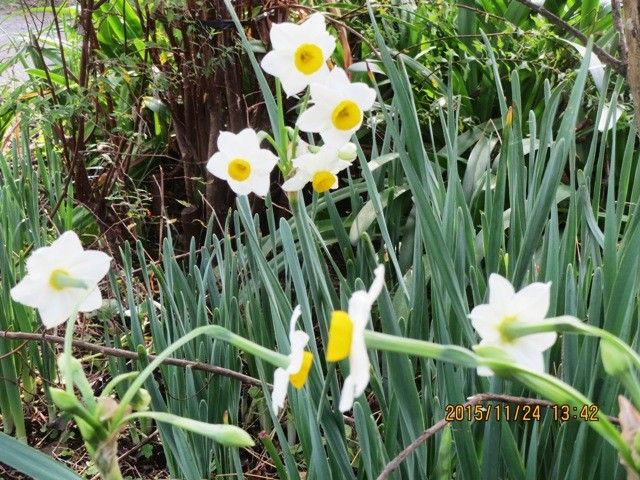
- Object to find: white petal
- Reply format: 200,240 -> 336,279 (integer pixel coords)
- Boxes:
297,105 -> 329,133
51,231 -> 84,256
253,150 -> 279,174
319,126 -> 354,146
270,21 -> 300,51
249,176 -> 272,197
366,265 -> 385,303
347,291 -> 372,329
37,292 -> 80,329
281,173 -> 311,192
68,250 -> 112,284
206,152 -> 229,180
326,67 -> 351,90
597,103 -> 623,132
468,304 -> 502,342
261,50 -> 292,77
287,331 -> 310,374
10,276 -> 46,308
217,131 -> 240,154
338,375 -> 357,412
488,274 -> 515,305
512,282 -> 551,322
300,13 -> 327,37
236,128 -> 260,151
523,331 -> 557,352
350,83 -> 376,111
262,56 -> 311,97
289,305 -> 302,336
477,365 -> 495,377
318,34 -> 336,59
310,82 -> 343,107
271,368 -> 290,415
504,343 -> 546,374
79,288 -> 102,312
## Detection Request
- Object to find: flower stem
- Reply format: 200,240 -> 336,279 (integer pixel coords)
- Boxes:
113,325 -> 288,425
363,330 -> 478,367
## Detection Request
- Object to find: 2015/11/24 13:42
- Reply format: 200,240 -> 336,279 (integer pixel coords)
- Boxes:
444,403 -> 600,422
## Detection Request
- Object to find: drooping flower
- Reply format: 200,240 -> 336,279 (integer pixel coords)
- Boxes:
271,306 -> 314,415
326,265 -> 385,412
297,68 -> 376,145
206,129 -> 278,197
10,231 -> 112,329
468,274 -> 558,376
281,143 -> 352,193
260,13 -> 336,97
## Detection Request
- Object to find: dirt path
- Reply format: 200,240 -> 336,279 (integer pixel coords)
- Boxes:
0,4 -> 55,86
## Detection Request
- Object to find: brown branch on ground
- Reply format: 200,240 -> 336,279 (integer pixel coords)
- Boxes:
0,330 -> 265,388
376,393 -> 620,480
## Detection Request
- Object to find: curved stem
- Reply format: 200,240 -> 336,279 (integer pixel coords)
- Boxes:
113,325 -> 288,426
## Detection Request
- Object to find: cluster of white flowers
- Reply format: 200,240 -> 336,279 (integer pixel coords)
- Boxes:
206,13 -> 375,197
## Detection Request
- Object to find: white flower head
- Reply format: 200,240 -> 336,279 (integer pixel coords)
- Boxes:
271,306 -> 313,416
261,13 -> 336,97
469,274 -> 558,376
297,68 -> 376,146
206,128 -> 278,197
10,231 -> 112,329
326,265 -> 385,412
281,143 -> 352,193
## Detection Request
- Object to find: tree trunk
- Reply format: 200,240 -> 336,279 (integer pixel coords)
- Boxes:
622,0 -> 640,136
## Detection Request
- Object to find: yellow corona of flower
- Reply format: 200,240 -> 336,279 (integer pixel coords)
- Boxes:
281,143 -> 353,193
297,68 -> 376,146
469,274 -> 558,376
272,306 -> 314,415
10,231 -> 112,329
260,13 -> 336,97
206,129 -> 278,197
326,265 -> 385,412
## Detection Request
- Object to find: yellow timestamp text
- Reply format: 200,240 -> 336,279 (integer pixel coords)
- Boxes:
444,403 -> 599,422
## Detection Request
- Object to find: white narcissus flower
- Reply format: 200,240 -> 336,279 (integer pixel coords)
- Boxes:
281,144 -> 352,193
206,128 -> 278,197
469,274 -> 558,376
260,13 -> 336,97
10,231 -> 112,329
326,265 -> 385,412
271,306 -> 314,415
297,68 -> 376,146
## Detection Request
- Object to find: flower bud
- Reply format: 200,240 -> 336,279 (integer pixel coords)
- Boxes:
338,142 -> 357,162
130,388 -> 151,411
600,338 -> 632,377
49,388 -> 80,412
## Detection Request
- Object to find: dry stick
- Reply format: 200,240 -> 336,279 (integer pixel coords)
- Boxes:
514,0 -> 627,76
611,0 -> 628,64
0,330 -> 357,426
0,330 -> 265,388
376,393 -> 620,480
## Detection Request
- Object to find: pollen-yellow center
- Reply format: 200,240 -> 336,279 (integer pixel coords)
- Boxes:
227,158 -> 251,181
331,100 -> 362,131
289,351 -> 313,389
311,171 -> 336,193
49,269 -> 72,291
294,43 -> 324,75
498,315 -> 519,343
326,310 -> 353,361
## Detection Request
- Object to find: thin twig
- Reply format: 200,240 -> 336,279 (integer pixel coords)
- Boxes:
376,393 -> 620,480
514,0 -> 627,76
611,0 -> 628,64
0,330 -> 265,388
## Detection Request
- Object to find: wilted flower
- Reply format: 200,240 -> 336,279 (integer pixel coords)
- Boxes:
469,274 -> 557,376
271,306 -> 314,415
281,144 -> 352,193
206,129 -> 278,197
260,13 -> 336,97
297,68 -> 376,145
10,231 -> 112,329
326,265 -> 385,412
